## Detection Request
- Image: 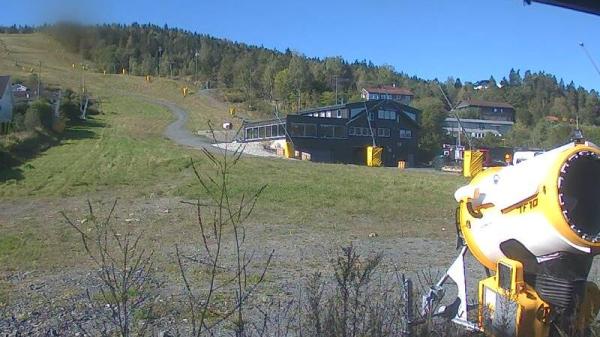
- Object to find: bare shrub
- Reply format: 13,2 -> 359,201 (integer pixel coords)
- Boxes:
62,200 -> 159,337
175,131 -> 273,337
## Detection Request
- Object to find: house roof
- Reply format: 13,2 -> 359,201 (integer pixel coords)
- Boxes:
444,117 -> 514,125
362,86 -> 414,96
456,99 -> 514,109
0,76 -> 10,95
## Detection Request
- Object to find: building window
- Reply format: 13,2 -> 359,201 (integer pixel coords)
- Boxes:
404,111 -> 417,121
319,125 -> 347,138
399,129 -> 412,139
348,127 -> 373,137
290,123 -> 317,137
368,112 -> 374,121
378,128 -> 390,137
378,110 -> 396,120
266,126 -> 272,137
336,109 -> 349,119
246,127 -> 260,140
306,124 -> 317,137
290,123 -> 303,136
320,125 -> 335,138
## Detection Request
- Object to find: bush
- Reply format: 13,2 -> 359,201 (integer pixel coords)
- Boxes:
60,89 -> 81,121
24,99 -> 53,131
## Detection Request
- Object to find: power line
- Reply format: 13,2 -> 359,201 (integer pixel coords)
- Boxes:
437,83 -> 472,150
579,42 -> 600,79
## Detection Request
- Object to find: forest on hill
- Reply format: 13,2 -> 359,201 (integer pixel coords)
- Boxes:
3,23 -> 600,159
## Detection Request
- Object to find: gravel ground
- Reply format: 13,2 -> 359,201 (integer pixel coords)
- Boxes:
4,102 -> 600,334
0,194 -> 479,335
213,141 -> 280,157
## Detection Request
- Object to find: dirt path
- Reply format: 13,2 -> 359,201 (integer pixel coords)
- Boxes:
150,99 -> 218,151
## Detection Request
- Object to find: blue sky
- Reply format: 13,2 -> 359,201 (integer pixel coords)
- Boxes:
3,0 -> 600,90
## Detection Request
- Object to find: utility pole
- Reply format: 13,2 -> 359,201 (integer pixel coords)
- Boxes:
81,64 -> 87,94
37,61 -> 42,98
157,46 -> 163,77
334,75 -> 339,104
194,50 -> 199,83
297,89 -> 301,112
333,76 -> 349,105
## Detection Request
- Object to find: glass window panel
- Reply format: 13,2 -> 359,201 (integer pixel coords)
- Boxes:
305,124 -> 317,137
320,125 -> 334,138
290,123 -> 303,136
279,124 -> 286,136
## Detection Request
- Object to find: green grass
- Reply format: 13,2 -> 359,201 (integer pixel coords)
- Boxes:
0,95 -> 192,197
0,232 -> 44,270
176,158 -> 466,237
0,33 -> 468,273
0,33 -> 245,127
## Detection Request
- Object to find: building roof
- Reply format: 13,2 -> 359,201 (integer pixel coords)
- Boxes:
444,117 -> 514,125
362,86 -> 414,96
456,99 -> 514,109
0,76 -> 10,95
298,102 -> 347,115
245,99 -> 421,129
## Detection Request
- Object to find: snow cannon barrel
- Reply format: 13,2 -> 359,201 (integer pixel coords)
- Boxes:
455,141 -> 600,271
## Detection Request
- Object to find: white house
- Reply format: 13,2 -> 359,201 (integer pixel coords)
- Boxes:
0,76 -> 14,123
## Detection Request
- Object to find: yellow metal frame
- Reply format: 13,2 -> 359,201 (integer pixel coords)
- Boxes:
367,146 -> 382,167
463,150 -> 484,178
283,142 -> 294,159
478,258 -> 550,337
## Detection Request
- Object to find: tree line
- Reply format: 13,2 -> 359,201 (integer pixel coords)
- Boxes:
3,23 -> 599,158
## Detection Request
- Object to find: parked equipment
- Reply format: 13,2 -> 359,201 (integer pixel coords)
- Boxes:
421,137 -> 600,337
367,146 -> 383,167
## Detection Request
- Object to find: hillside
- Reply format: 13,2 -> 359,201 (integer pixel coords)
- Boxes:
0,31 -> 465,271
0,32 -> 256,131
12,23 -> 598,157
2,28 -> 600,336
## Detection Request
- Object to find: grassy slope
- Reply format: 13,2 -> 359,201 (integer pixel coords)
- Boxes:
0,33 -> 467,272
0,33 -> 229,127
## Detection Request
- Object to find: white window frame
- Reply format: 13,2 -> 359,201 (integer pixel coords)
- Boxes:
399,129 -> 412,139
378,128 -> 390,137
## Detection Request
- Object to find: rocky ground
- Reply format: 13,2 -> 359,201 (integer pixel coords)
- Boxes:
0,193 -> 478,336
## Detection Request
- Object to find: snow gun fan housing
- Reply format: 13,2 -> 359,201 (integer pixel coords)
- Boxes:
449,141 -> 600,337
558,150 -> 600,243
455,141 -> 600,271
